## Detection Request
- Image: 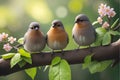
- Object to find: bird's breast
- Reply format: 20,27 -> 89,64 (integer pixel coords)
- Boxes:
73,24 -> 95,46
25,30 -> 45,45
47,28 -> 67,42
47,28 -> 68,49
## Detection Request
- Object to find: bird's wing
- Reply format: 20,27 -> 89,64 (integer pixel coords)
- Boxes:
72,27 -> 75,38
91,25 -> 97,42
67,34 -> 69,44
23,34 -> 27,45
72,33 -> 74,38
45,34 -> 48,43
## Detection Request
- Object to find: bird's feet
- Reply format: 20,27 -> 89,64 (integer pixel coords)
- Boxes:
76,46 -> 80,51
61,49 -> 65,56
51,50 -> 55,56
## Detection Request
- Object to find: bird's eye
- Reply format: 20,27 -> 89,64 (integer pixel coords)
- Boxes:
57,24 -> 61,26
31,27 -> 34,29
80,20 -> 84,22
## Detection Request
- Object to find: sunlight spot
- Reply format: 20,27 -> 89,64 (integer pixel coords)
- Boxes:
25,1 -> 53,24
56,6 -> 68,18
68,0 -> 83,13
0,6 -> 13,28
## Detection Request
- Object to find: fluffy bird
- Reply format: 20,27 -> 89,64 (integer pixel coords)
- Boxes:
46,20 -> 69,53
23,22 -> 46,53
72,14 -> 96,49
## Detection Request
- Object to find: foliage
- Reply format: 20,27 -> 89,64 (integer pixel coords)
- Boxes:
92,4 -> 119,47
2,53 -> 15,59
25,67 -> 37,80
83,3 -> 119,74
82,54 -> 113,74
17,37 -> 24,44
1,48 -> 32,68
49,57 -> 71,80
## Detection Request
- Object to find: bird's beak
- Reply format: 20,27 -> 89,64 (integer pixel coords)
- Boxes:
35,27 -> 39,30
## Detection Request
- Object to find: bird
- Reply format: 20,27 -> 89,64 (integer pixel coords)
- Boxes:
72,14 -> 96,49
23,22 -> 46,53
46,20 -> 69,53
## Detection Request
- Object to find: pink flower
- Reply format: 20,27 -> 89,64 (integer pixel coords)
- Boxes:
105,7 -> 116,18
105,6 -> 111,15
3,43 -> 12,52
98,3 -> 116,18
98,4 -> 107,17
102,21 -> 110,29
97,17 -> 103,24
8,36 -> 16,44
99,3 -> 107,10
1,32 -> 8,40
108,10 -> 116,18
98,8 -> 106,17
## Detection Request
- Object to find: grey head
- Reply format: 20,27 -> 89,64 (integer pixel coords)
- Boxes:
29,22 -> 40,31
75,14 -> 90,23
51,20 -> 64,29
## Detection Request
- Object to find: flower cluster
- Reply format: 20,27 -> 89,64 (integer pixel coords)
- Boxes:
98,3 -> 116,18
0,32 -> 16,52
97,3 -> 116,29
3,43 -> 13,52
0,33 -> 8,41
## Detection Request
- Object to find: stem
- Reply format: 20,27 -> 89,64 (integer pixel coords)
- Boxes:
107,16 -> 111,30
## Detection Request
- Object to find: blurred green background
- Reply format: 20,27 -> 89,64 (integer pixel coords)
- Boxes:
0,0 -> 119,80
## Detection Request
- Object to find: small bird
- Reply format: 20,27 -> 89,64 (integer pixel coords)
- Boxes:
72,14 -> 96,49
23,22 -> 46,53
46,20 -> 69,53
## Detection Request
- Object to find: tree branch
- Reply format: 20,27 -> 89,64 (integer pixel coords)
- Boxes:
0,39 -> 120,76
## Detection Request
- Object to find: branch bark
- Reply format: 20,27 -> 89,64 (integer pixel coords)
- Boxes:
0,39 -> 120,76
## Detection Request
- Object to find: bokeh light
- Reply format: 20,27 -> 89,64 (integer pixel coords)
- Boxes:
68,0 -> 83,13
25,0 -> 53,24
56,6 -> 68,18
0,6 -> 14,28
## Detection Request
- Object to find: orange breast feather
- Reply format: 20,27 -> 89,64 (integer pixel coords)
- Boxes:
74,23 -> 89,29
47,27 -> 67,44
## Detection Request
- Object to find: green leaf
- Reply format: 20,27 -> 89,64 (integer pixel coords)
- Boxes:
109,30 -> 120,35
49,59 -> 71,80
51,57 -> 61,66
82,54 -> 93,69
49,65 -> 59,80
25,67 -> 37,80
89,60 -> 112,74
91,33 -> 102,46
18,37 -> 24,44
111,18 -> 119,28
18,48 -> 31,58
96,27 -> 107,36
2,53 -> 15,59
92,27 -> 107,46
18,60 -> 26,68
84,54 -> 93,63
10,53 -> 22,68
92,21 -> 98,26
22,56 -> 32,64
59,60 -> 71,80
102,32 -> 111,45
